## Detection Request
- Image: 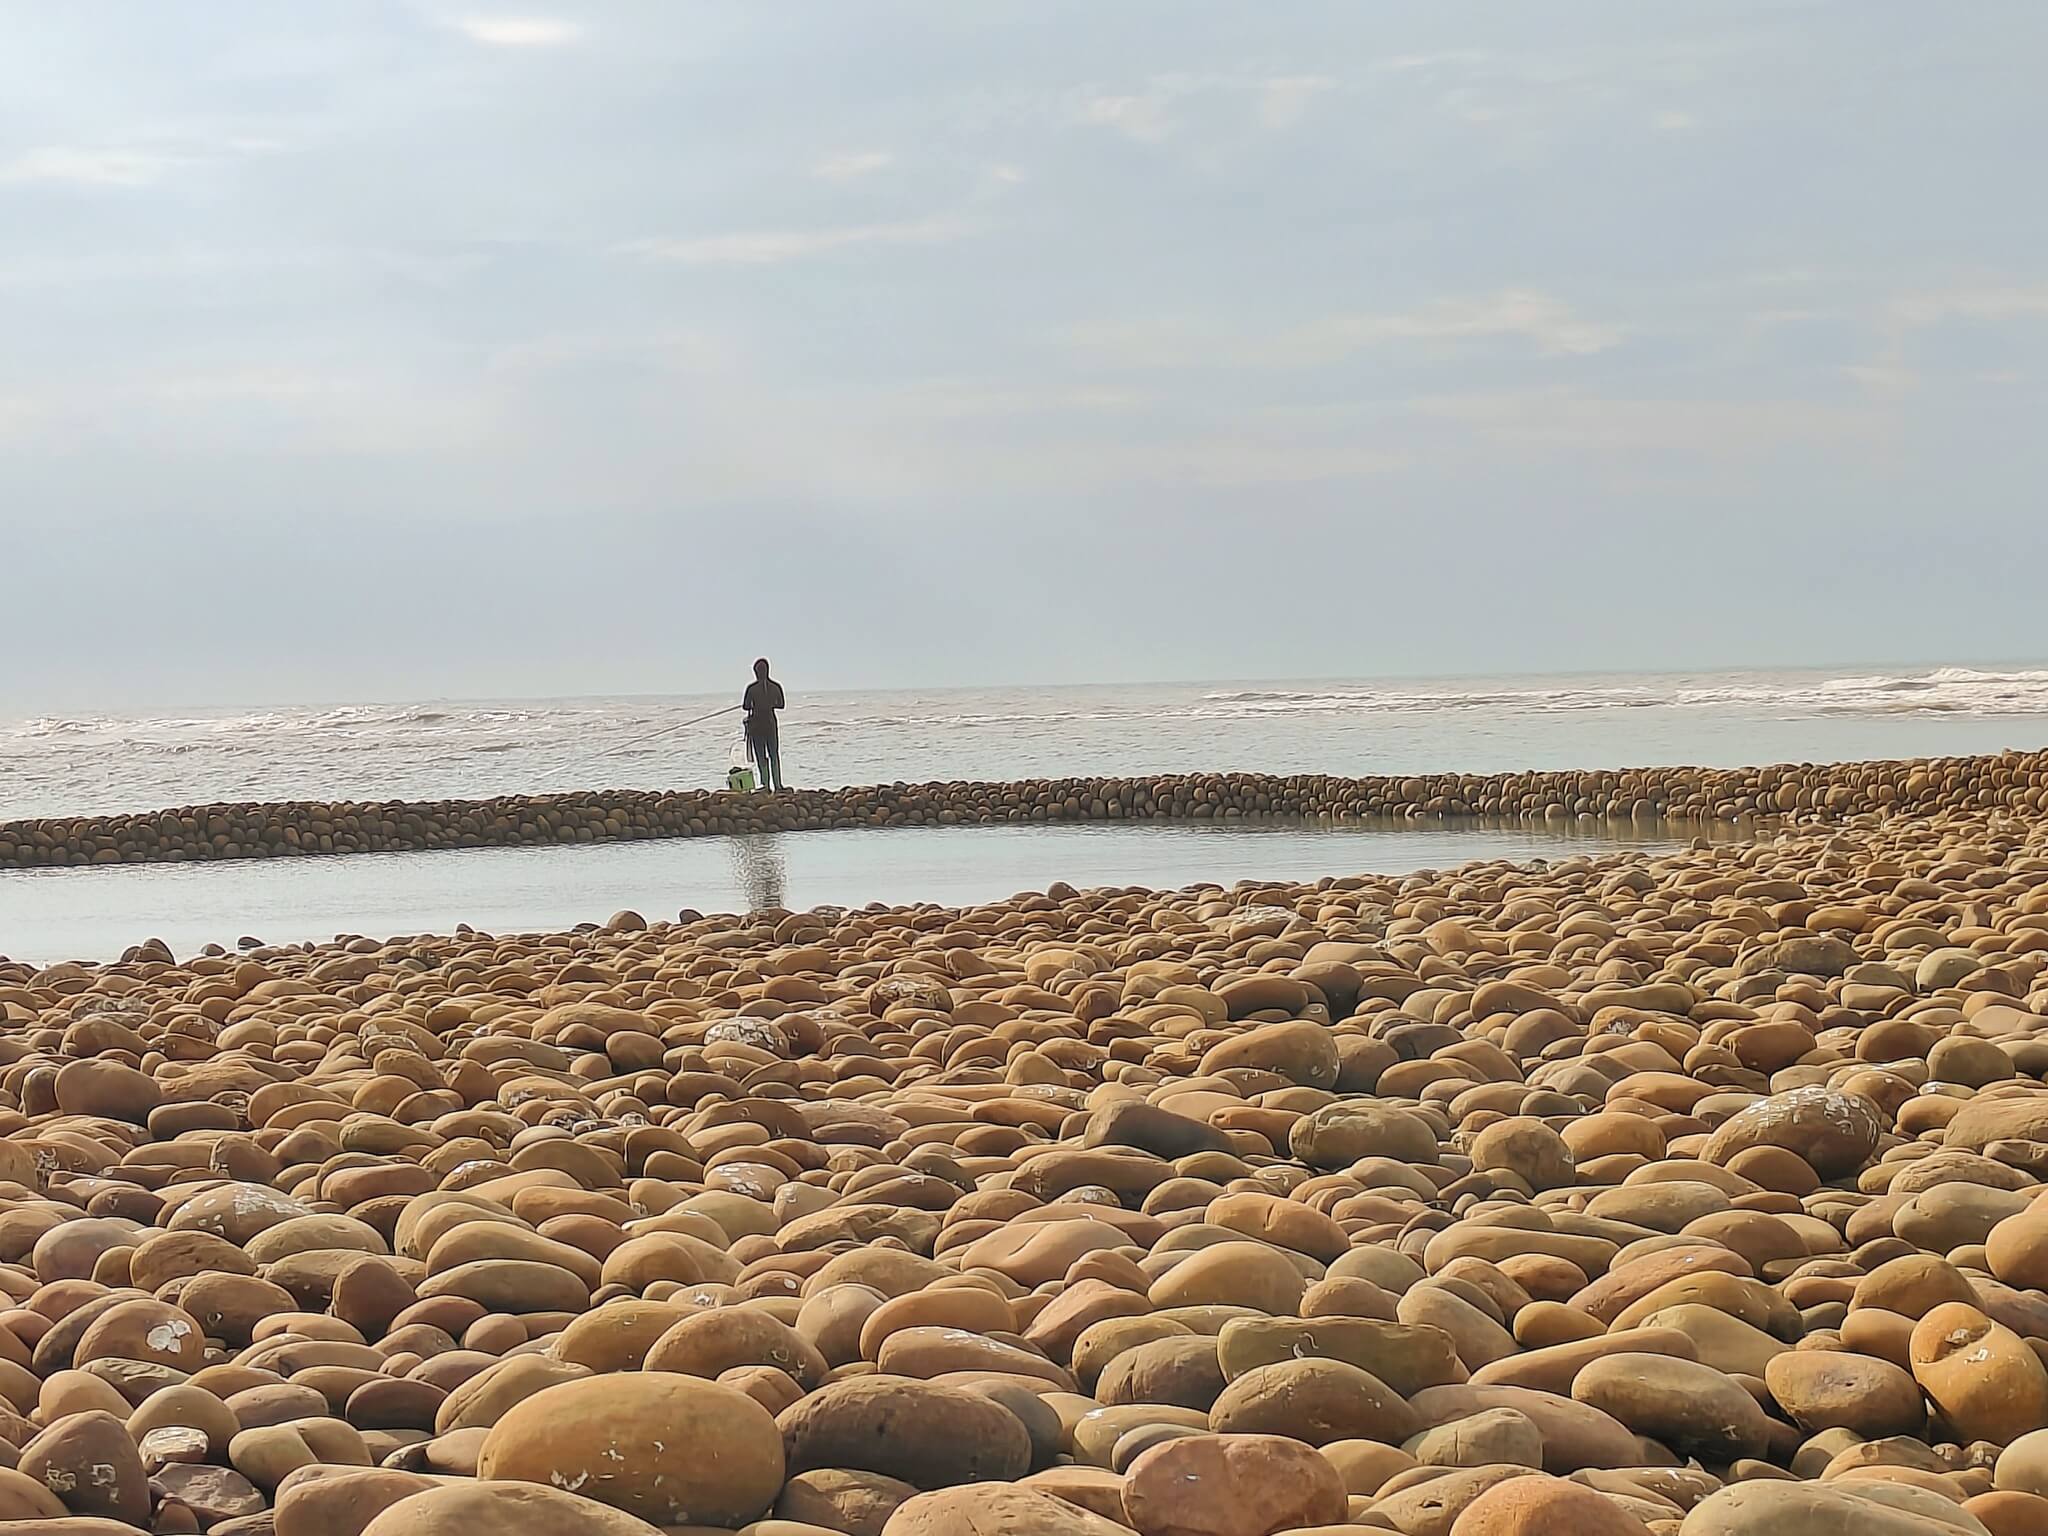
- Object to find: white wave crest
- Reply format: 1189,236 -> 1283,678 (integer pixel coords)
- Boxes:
1184,667 -> 2048,720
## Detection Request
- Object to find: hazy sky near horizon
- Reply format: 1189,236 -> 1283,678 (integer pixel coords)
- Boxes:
2,1 -> 2044,711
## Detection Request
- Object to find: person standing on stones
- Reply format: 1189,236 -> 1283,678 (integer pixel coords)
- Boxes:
742,658 -> 786,791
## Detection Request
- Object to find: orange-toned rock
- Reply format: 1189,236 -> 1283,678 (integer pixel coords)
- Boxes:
881,1481 -> 1132,1536
778,1376 -> 1032,1489
359,1480 -> 668,1536
775,1468 -> 919,1536
1910,1301 -> 2048,1446
1702,1086 -> 1881,1177
1447,1473 -> 1655,1535
1147,1242 -> 1305,1316
18,1410 -> 150,1526
1764,1349 -> 1924,1439
1122,1432 -> 1348,1536
1209,1358 -> 1418,1447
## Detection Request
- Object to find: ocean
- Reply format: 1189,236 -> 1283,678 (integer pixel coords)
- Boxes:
5,664 -> 2046,820
1,663 -> 2042,961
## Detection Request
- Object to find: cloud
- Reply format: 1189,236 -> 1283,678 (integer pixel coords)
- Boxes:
1132,435 -> 1404,487
1890,285 -> 2048,328
0,146 -> 178,188
1259,75 -> 1337,128
1068,291 -> 1623,371
1416,389 -> 1877,457
1076,74 -> 1343,143
1371,51 -> 1496,78
884,382 -> 1152,420
149,368 -> 372,406
1369,37 -> 1764,146
486,330 -> 722,378
813,150 -> 893,181
0,395 -> 39,442
858,392 -> 1407,490
451,15 -> 583,48
1320,291 -> 1624,357
1842,362 -> 1916,399
1835,280 -> 2048,386
620,214 -> 981,266
1079,92 -> 1178,143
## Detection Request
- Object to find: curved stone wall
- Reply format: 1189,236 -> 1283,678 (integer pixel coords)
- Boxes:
3,748 -> 2046,869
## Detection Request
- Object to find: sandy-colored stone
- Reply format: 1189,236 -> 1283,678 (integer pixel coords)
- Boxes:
1122,1432 -> 1349,1536
358,1480 -> 668,1536
1910,1302 -> 2048,1447
778,1375 -> 1032,1488
477,1372 -> 783,1527
1448,1473 -> 1656,1536
881,1481 -> 1133,1536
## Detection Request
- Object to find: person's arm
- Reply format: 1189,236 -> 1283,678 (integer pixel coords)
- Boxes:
771,682 -> 785,711
742,683 -> 758,718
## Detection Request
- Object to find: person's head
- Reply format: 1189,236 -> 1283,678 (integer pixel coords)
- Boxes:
753,658 -> 771,680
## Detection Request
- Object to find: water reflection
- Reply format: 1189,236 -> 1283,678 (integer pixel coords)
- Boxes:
0,814 -> 1728,962
727,833 -> 787,913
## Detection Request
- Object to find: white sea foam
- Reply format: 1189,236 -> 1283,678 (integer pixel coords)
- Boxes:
1184,667 -> 2048,720
1,665 -> 2043,819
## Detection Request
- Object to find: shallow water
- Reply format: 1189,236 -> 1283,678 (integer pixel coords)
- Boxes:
0,818 -> 1709,964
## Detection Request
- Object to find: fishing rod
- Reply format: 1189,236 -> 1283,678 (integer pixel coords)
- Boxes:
543,702 -> 742,783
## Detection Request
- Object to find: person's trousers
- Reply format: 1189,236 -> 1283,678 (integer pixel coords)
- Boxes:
747,730 -> 784,791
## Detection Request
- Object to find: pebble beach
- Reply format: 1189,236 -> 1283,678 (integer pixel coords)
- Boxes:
5,0 -> 2040,1524
1,751 -> 2048,1535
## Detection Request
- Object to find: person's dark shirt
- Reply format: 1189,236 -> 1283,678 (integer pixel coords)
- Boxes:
743,679 -> 784,736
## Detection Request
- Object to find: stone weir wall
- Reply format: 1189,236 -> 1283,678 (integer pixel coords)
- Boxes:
4,748 -> 2048,870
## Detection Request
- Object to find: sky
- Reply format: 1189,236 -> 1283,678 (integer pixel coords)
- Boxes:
1,1 -> 2044,711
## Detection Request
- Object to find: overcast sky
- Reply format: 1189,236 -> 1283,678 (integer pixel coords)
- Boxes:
1,1 -> 2043,711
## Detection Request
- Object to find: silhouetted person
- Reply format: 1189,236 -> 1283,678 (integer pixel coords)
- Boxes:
742,658 -> 785,791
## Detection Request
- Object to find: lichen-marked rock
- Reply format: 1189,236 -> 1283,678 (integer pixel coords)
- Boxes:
477,1373 -> 784,1527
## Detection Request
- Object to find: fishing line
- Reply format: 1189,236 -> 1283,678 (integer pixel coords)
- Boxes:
541,702 -> 742,784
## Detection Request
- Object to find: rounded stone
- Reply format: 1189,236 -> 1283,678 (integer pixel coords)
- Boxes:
359,1480 -> 669,1536
477,1372 -> 784,1528
1123,1432 -> 1349,1536
880,1482 -> 1133,1536
1291,1104 -> 1439,1169
1469,1119 -> 1577,1193
1404,1407 -> 1544,1470
17,1409 -> 151,1526
1764,1349 -> 1925,1439
1146,1242 -> 1306,1316
1701,1086 -> 1882,1178
1448,1473 -> 1657,1535
1209,1358 -> 1418,1447
777,1375 -> 1033,1489
1570,1353 -> 1773,1462
1910,1301 -> 2048,1447
775,1468 -> 919,1536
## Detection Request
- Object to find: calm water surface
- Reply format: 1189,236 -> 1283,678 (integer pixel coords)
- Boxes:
0,818 -> 1708,964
